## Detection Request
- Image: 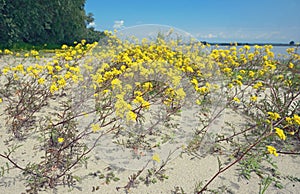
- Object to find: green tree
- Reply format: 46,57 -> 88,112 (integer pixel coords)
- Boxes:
0,0 -> 101,48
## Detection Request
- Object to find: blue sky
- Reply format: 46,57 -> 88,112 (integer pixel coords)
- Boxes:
85,0 -> 300,43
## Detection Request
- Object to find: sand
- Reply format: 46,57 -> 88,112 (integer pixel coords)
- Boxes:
0,56 -> 299,194
1,103 -> 300,194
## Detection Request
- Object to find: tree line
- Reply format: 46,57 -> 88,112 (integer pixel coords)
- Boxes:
0,0 -> 103,49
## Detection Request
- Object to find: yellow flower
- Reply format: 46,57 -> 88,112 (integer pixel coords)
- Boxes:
133,96 -> 144,104
55,65 -> 62,71
38,78 -> 45,85
30,50 -> 39,56
233,97 -> 241,103
50,83 -> 59,93
14,64 -> 24,72
58,137 -> 64,143
46,65 -> 54,74
64,71 -> 72,79
71,50 -> 77,56
111,78 -> 122,89
175,88 -> 186,99
250,95 -> 257,102
239,70 -> 246,74
233,79 -> 242,86
142,101 -> 150,109
91,123 -> 101,132
275,127 -> 286,140
197,86 -> 209,94
266,146 -> 278,157
253,81 -> 263,89
81,39 -> 86,45
293,114 -> 300,125
2,67 -> 10,74
190,78 -> 198,86
268,112 -> 281,121
196,99 -> 202,105
0,98 -> 2,103
152,153 -> 161,163
228,83 -> 234,89
126,111 -> 137,121
244,45 -> 250,50
65,56 -> 73,61
57,78 -> 66,88
236,75 -> 243,80
4,49 -> 12,55
186,66 -> 194,72
143,82 -> 153,91
248,70 -> 255,78
285,117 -> 293,125
289,62 -> 294,68
287,131 -> 295,135
276,74 -> 284,80
284,80 -> 292,87
61,44 -> 68,49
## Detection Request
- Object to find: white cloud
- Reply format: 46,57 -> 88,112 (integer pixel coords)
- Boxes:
87,22 -> 96,28
192,27 -> 299,43
195,33 -> 218,39
113,20 -> 125,29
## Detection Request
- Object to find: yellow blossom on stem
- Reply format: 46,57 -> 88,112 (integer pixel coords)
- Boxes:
65,56 -> 73,61
111,78 -> 122,89
55,65 -> 62,71
239,70 -> 246,74
287,131 -> 295,135
275,127 -> 286,140
190,78 -> 198,86
126,111 -> 137,121
30,50 -> 39,56
228,83 -> 234,89
142,101 -> 150,109
233,97 -> 241,103
2,67 -> 10,74
57,78 -> 66,88
293,114 -> 300,125
268,112 -> 281,121
58,137 -> 64,143
152,153 -> 161,163
236,75 -> 243,80
244,45 -> 250,50
50,83 -> 59,93
248,70 -> 255,78
285,117 -> 293,125
250,95 -> 257,102
233,79 -> 242,86
197,86 -> 209,94
61,44 -> 68,49
253,81 -> 263,89
142,82 -> 153,91
91,123 -> 101,132
266,146 -> 278,157
38,78 -> 45,85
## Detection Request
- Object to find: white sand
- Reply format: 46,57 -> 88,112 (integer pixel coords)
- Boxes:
0,56 -> 299,193
1,104 -> 300,194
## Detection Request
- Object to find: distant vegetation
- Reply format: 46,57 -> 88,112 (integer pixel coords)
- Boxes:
0,0 -> 104,49
201,41 -> 298,47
